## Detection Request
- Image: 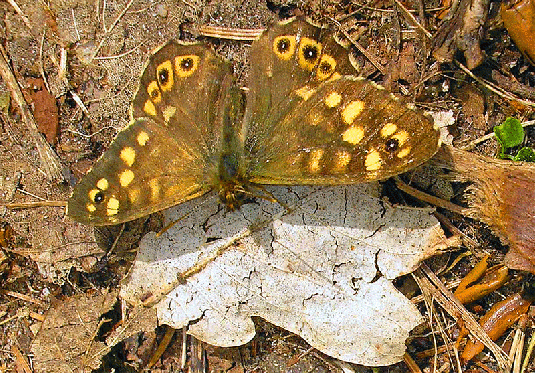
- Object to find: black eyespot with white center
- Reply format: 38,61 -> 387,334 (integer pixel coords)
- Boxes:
319,60 -> 333,74
385,138 -> 400,153
303,44 -> 318,62
158,68 -> 169,85
277,38 -> 291,53
181,57 -> 194,71
94,191 -> 104,203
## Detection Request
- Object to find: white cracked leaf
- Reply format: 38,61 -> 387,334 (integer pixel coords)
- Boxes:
120,184 -> 443,366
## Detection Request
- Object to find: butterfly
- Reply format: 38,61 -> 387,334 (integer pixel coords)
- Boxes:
67,18 -> 441,225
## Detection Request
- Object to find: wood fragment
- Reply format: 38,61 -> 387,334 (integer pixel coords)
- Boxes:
11,345 -> 32,373
5,290 -> 47,307
431,145 -> 535,273
432,0 -> 489,69
197,24 -> 264,40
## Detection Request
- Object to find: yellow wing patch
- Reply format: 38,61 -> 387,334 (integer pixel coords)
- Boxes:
137,131 -> 149,146
119,169 -> 135,187
96,178 -> 109,191
120,147 -> 136,167
107,197 -> 120,216
342,126 -> 365,145
341,100 -> 365,125
365,149 -> 382,171
308,148 -> 324,173
325,91 -> 342,108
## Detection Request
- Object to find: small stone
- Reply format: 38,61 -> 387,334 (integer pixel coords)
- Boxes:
155,4 -> 168,17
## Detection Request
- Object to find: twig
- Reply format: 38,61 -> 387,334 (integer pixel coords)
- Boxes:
456,61 -> 535,108
58,47 -> 89,114
1,201 -> 67,209
72,8 -> 81,41
90,0 -> 136,61
6,0 -> 31,29
0,44 -> 65,182
38,30 -> 51,94
461,119 -> 535,151
393,0 -> 432,39
336,18 -> 387,76
394,177 -> 467,216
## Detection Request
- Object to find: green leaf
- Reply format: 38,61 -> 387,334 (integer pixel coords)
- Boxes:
494,117 -> 525,150
513,147 -> 535,162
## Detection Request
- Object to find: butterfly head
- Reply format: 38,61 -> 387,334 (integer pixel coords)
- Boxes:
218,183 -> 247,211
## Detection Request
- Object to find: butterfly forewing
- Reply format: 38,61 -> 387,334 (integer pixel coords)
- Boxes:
244,19 -> 357,135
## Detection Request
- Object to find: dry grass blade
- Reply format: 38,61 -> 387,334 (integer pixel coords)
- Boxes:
413,264 -> 511,370
145,326 -> 175,370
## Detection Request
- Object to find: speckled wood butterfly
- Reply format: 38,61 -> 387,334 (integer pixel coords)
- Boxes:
68,18 -> 441,225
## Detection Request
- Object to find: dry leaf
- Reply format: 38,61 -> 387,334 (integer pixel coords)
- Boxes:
30,289 -> 117,373
121,184 -> 444,366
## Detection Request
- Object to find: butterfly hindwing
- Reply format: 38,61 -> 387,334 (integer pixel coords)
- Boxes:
247,76 -> 440,184
68,42 -> 240,225
67,117 -> 211,225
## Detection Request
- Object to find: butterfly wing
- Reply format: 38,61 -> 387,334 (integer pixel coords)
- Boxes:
244,19 -> 440,184
68,42 -> 237,225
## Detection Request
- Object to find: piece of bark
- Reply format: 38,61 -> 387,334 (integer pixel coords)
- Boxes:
433,0 -> 489,69
431,145 -> 535,273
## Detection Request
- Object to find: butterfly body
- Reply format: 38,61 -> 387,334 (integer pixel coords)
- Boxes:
68,18 -> 441,225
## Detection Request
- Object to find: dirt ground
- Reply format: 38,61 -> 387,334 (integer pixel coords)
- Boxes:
0,0 -> 534,372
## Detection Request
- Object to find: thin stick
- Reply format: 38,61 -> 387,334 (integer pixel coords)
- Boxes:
1,201 -> 67,209
6,0 -> 31,29
393,0 -> 432,39
414,264 -> 511,369
456,61 -> 535,108
90,0 -> 136,61
461,120 -> 535,151
394,177 -> 467,216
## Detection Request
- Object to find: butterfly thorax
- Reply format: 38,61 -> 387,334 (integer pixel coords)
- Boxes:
214,152 -> 248,211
